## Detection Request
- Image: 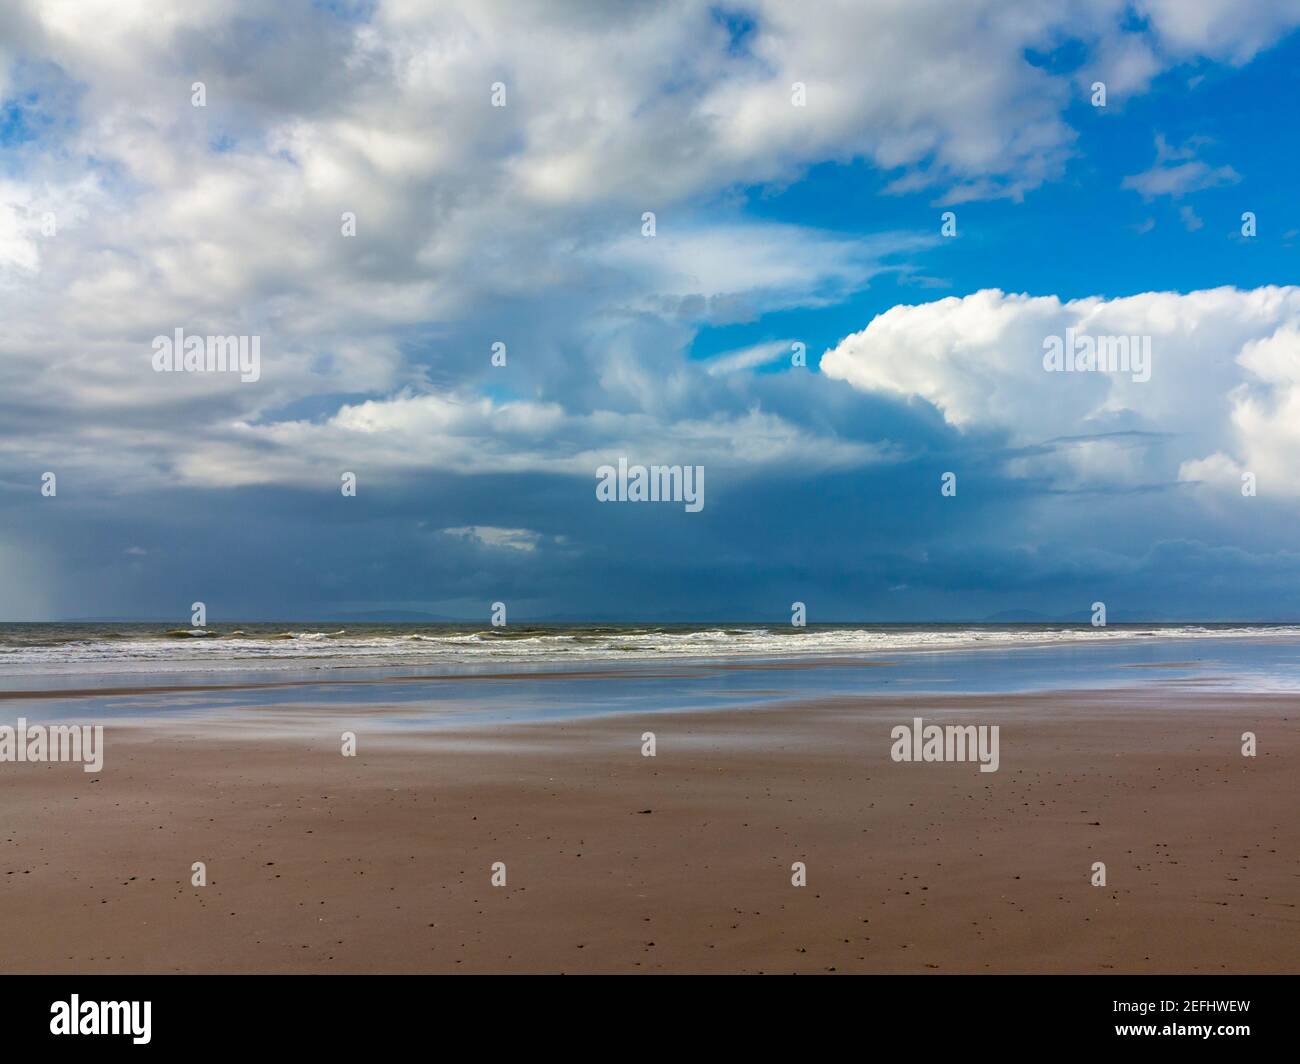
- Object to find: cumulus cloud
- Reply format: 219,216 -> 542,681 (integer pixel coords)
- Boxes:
0,0 -> 1297,503
163,391 -> 891,488
1136,0 -> 1300,63
820,286 -> 1300,495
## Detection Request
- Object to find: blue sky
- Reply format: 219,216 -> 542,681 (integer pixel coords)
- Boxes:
2,1 -> 1300,622
697,37 -> 1300,361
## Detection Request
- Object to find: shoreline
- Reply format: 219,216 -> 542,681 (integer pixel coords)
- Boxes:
3,626 -> 1298,682
3,629 -> 1299,705
1,687 -> 1295,973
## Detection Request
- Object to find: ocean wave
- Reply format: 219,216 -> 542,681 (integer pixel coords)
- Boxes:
0,622 -> 1297,676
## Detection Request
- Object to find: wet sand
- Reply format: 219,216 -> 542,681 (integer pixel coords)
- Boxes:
0,688 -> 1296,973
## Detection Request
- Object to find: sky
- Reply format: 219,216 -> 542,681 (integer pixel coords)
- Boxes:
2,0 -> 1300,623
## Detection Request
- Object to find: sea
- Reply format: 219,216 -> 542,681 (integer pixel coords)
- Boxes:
2,622 -> 1298,727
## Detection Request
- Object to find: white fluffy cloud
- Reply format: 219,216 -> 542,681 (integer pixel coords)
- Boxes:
1136,0 -> 1300,62
162,392 -> 890,488
820,286 -> 1300,496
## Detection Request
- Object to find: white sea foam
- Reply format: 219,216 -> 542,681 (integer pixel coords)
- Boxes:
0,623 -> 1294,677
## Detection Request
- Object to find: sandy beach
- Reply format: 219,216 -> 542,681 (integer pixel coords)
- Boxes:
1,686 -> 1295,973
